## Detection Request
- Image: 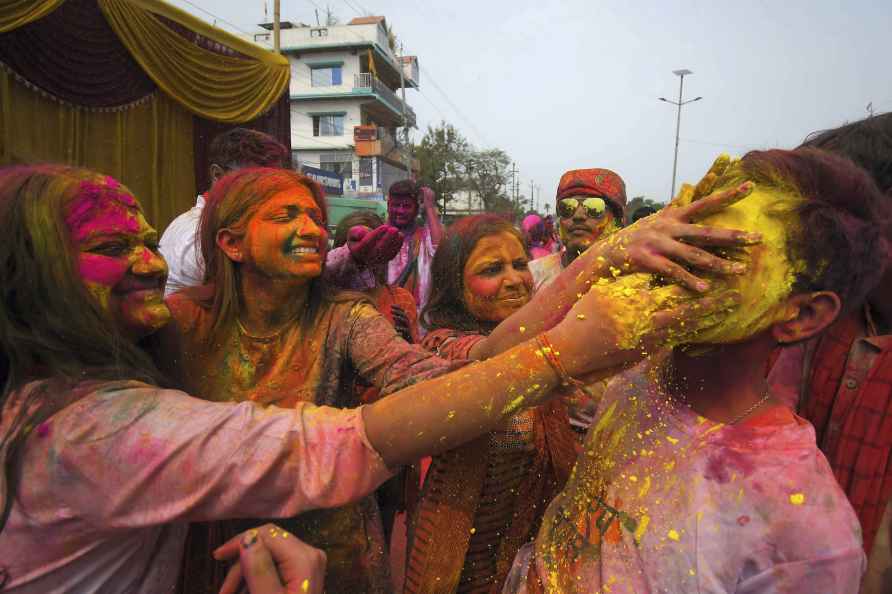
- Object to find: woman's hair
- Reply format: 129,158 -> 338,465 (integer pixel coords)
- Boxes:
800,112 -> 892,196
715,148 -> 891,311
333,210 -> 384,248
422,214 -> 527,333
0,164 -> 166,536
196,167 -> 331,343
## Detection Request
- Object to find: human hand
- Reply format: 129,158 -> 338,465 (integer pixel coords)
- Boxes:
215,524 -> 326,594
576,156 -> 759,293
419,186 -> 437,212
547,274 -> 741,377
347,224 -> 402,267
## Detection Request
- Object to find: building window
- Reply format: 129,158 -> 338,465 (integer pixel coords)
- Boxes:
359,157 -> 375,187
312,114 -> 345,136
310,65 -> 342,87
320,158 -> 353,179
310,27 -> 328,37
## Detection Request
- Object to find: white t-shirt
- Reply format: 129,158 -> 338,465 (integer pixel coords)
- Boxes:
159,195 -> 205,296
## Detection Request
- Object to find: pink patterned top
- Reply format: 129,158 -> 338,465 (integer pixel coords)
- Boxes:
0,380 -> 392,593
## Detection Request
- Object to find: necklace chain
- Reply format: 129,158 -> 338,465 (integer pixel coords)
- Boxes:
658,363 -> 773,425
236,316 -> 298,340
728,390 -> 772,425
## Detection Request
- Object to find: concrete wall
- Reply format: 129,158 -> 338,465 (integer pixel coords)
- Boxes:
288,50 -> 361,97
290,99 -> 361,150
279,23 -> 396,63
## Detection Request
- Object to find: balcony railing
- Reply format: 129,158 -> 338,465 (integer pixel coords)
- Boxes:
354,125 -> 413,167
354,73 -> 417,126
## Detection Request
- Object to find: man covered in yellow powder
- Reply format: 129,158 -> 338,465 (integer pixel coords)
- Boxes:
503,149 -> 891,594
528,168 -> 627,293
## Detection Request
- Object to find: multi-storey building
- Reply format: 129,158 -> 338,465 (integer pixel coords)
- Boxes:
255,16 -> 419,202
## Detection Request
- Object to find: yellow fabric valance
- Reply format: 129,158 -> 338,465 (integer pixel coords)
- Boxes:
0,0 -> 64,32
0,68 -> 196,231
98,0 -> 289,123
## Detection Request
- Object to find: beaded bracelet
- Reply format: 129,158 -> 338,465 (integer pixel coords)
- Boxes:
535,333 -> 583,388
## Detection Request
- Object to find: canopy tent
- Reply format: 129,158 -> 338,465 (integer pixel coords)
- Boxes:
0,0 -> 291,231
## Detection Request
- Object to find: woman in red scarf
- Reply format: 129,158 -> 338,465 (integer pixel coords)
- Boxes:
403,215 -> 579,594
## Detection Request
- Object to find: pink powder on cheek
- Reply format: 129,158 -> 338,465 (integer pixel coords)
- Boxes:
79,253 -> 129,287
465,275 -> 502,300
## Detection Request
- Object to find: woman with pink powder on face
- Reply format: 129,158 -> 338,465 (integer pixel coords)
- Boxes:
0,164 -> 740,593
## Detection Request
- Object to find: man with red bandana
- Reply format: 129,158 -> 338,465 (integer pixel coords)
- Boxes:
529,168 -> 627,292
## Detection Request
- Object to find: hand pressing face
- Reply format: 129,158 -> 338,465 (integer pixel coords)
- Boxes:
689,185 -> 803,344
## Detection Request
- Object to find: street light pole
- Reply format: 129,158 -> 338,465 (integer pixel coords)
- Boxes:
659,69 -> 702,200
273,0 -> 280,53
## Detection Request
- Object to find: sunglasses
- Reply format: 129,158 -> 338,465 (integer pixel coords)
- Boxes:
558,197 -> 608,219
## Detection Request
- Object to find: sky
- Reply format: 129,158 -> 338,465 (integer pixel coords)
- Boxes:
169,0 -> 892,211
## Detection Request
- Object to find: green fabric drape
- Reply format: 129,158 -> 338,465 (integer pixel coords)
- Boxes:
0,0 -> 64,32
98,0 -> 290,123
0,68 -> 196,231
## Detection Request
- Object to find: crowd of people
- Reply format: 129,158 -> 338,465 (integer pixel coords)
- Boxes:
0,112 -> 890,594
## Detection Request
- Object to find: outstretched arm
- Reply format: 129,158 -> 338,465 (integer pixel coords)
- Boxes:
363,280 -> 740,467
470,179 -> 759,361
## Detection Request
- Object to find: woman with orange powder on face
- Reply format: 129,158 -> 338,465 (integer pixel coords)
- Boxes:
166,169 -> 454,594
401,215 -> 578,594
0,164 -> 742,593
164,167 -> 763,593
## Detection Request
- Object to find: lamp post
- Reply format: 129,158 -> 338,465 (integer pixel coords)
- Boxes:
659,69 -> 702,200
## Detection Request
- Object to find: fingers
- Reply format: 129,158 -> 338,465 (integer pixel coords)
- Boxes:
647,289 -> 741,346
680,181 -> 753,221
691,153 -> 733,202
239,529 -> 284,594
668,182 -> 696,208
671,223 -> 762,247
650,237 -> 747,277
218,560 -> 244,594
350,225 -> 402,265
257,527 -> 326,594
641,255 -> 712,293
214,533 -> 244,561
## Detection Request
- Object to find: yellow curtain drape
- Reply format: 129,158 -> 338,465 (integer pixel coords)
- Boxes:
98,0 -> 289,124
0,0 -> 64,33
0,69 -> 196,231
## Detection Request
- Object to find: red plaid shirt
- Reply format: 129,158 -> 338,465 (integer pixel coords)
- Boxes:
770,308 -> 892,554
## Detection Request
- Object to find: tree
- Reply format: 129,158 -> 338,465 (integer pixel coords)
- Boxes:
414,121 -> 470,211
625,195 -> 664,218
465,148 -> 511,213
414,121 -> 520,217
